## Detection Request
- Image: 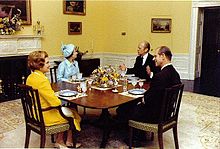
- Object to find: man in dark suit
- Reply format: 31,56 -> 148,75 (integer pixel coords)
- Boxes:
117,46 -> 181,146
119,40 -> 157,80
131,46 -> 181,123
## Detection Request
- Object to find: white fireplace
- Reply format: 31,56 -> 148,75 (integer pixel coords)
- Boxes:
0,35 -> 42,57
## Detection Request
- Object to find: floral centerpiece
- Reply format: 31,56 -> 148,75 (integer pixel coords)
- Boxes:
0,9 -> 22,35
91,65 -> 120,88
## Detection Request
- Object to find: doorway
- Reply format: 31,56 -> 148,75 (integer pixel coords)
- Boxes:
199,7 -> 220,97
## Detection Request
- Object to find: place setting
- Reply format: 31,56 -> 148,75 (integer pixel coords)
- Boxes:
71,73 -> 86,82
55,81 -> 88,101
119,76 -> 147,98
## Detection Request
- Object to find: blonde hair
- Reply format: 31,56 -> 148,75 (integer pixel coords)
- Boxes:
28,51 -> 48,71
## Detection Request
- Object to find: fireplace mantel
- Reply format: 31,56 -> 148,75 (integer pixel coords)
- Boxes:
0,35 -> 42,57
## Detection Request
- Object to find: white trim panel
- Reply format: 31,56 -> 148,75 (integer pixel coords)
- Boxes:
49,53 -> 190,80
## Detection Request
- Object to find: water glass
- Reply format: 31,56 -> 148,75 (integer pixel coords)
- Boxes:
77,73 -> 83,79
80,82 -> 87,95
121,77 -> 128,92
87,78 -> 93,90
72,75 -> 77,81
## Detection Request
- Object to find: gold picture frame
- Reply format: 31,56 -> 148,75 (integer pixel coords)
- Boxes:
0,0 -> 31,25
63,0 -> 86,15
151,18 -> 171,33
68,22 -> 82,35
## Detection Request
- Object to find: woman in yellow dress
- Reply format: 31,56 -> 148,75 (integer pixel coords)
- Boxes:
26,50 -> 81,148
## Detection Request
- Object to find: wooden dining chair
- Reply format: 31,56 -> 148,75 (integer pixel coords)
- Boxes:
50,65 -> 58,83
18,84 -> 77,148
128,84 -> 184,149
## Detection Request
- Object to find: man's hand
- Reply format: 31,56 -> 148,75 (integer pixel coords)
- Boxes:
146,65 -> 151,75
137,97 -> 145,105
119,64 -> 126,71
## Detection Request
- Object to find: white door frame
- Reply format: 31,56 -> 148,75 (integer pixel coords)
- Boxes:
189,1 -> 220,80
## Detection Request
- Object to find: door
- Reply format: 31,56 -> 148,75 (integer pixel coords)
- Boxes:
200,7 -> 220,97
195,8 -> 204,78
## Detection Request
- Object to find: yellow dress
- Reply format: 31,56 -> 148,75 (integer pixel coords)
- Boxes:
26,70 -> 81,131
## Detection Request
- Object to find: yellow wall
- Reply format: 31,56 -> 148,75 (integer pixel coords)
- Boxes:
19,0 -> 191,56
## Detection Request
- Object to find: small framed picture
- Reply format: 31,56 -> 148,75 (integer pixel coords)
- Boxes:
151,18 -> 171,33
68,22 -> 82,35
63,0 -> 86,15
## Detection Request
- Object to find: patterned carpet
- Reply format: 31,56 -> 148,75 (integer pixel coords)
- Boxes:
0,92 -> 219,148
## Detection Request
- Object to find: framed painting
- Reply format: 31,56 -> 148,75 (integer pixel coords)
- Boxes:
151,18 -> 171,33
63,0 -> 86,15
0,0 -> 31,25
68,22 -> 82,35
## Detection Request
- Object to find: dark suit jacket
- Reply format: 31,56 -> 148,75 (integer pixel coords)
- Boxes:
131,65 -> 181,123
127,53 -> 157,80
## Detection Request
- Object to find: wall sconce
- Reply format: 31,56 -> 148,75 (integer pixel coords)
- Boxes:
33,20 -> 44,35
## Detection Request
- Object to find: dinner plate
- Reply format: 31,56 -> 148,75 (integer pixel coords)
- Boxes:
128,88 -> 146,95
125,74 -> 135,77
59,90 -> 78,97
127,76 -> 139,81
72,78 -> 86,82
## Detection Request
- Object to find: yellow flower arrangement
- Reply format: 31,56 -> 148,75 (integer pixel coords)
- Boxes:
92,65 -> 120,87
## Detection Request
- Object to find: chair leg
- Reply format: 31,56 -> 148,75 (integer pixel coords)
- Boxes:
24,128 -> 31,148
151,132 -> 154,141
173,126 -> 179,149
51,134 -> 55,143
72,130 -> 77,148
40,133 -> 46,148
158,132 -> 164,149
83,107 -> 86,117
129,127 -> 133,149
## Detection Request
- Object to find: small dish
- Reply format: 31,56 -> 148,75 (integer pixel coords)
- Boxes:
128,88 -> 146,95
59,90 -> 78,97
112,89 -> 119,93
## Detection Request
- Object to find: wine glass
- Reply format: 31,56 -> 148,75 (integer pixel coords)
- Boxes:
131,78 -> 137,89
138,81 -> 144,88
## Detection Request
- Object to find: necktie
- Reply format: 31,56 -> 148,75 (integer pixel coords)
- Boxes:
141,57 -> 144,65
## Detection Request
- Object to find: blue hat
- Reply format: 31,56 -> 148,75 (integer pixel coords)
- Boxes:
61,43 -> 75,58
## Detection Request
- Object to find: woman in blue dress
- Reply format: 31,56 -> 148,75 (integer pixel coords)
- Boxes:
57,43 -> 80,81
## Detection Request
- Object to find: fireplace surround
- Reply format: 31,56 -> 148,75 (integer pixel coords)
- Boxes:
0,35 -> 42,101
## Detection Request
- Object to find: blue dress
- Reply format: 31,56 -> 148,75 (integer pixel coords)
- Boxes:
57,59 -> 80,81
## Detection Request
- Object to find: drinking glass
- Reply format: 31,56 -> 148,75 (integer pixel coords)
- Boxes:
80,82 -> 87,96
72,75 -> 77,81
77,73 -> 83,80
112,80 -> 119,92
131,78 -> 137,89
87,78 -> 93,90
121,77 -> 128,92
138,81 -> 144,88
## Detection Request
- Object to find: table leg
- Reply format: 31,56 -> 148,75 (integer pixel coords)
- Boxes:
99,109 -> 113,148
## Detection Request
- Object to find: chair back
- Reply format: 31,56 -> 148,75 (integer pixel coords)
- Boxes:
18,84 -> 45,128
50,66 -> 58,83
159,84 -> 184,124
